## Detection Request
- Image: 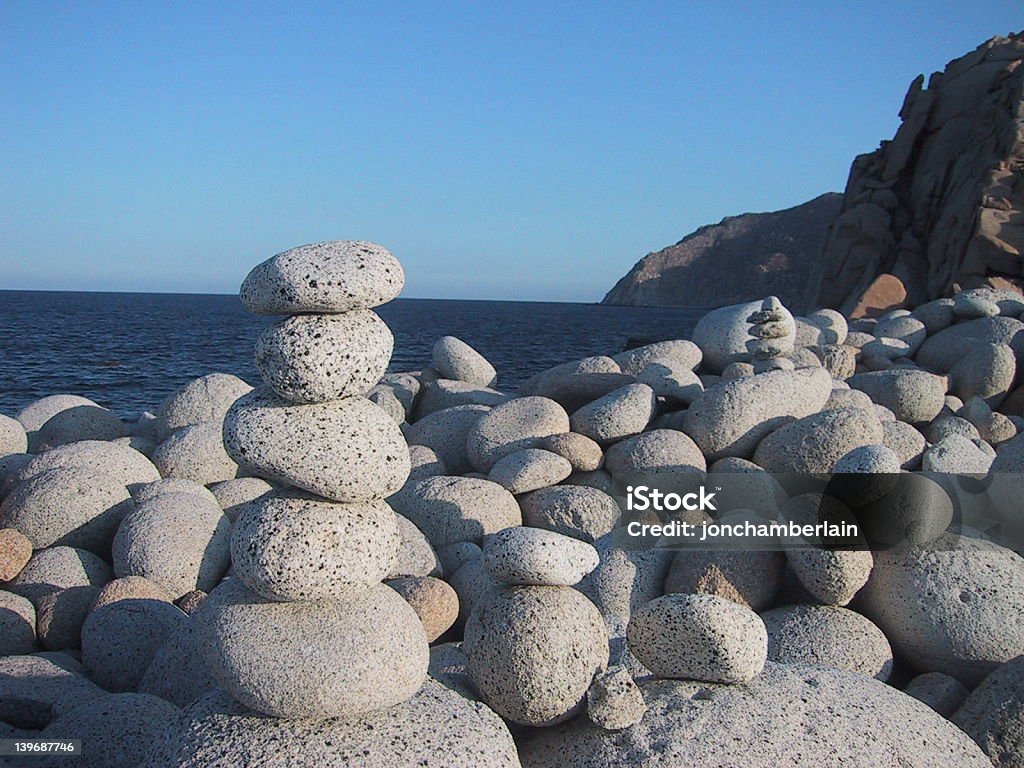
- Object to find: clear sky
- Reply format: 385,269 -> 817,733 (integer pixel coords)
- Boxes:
1,2 -> 1021,301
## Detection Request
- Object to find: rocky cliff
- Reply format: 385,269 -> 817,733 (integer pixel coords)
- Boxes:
805,32 -> 1024,314
602,193 -> 842,308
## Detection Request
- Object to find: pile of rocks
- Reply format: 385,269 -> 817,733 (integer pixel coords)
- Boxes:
5,257 -> 1024,765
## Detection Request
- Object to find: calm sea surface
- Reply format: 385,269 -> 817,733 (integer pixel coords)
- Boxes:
0,291 -> 704,418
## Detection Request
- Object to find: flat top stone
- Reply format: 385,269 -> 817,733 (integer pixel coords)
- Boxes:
240,240 -> 405,314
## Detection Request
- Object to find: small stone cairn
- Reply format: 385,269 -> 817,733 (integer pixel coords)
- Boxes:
203,241 -> 428,719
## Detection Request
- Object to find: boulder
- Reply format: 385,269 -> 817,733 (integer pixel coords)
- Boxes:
389,476 -> 521,547
35,585 -> 100,650
151,421 -> 242,485
859,533 -> 1024,686
466,397 -> 570,472
948,342 -> 1017,407
0,654 -> 104,729
683,367 -> 833,460
904,672 -> 970,718
487,448 -> 572,494
8,546 -> 112,605
146,680 -> 520,768
34,403 -> 125,450
0,589 -> 36,655
753,406 -> 883,473
464,585 -> 608,726
569,384 -> 657,445
848,369 -> 947,424
762,604 -> 893,681
665,548 -> 784,612
785,547 -> 873,606
539,432 -> 603,472
916,317 -> 1024,373
387,576 -> 459,642
155,373 -> 253,441
603,428 -> 706,486
405,404 -> 489,475
952,656 -> 1024,767
138,613 -> 219,707
586,666 -> 647,731
432,336 -> 498,387
519,485 -> 622,543
200,579 -> 428,718
691,299 -> 795,373
231,493 -> 399,601
612,340 -> 702,377
239,240 -> 405,315
482,526 -> 599,586
0,527 -> 32,580
577,528 -> 674,626
415,379 -> 510,419
15,394 -> 105,452
207,476 -> 274,521
14,440 -> 160,488
223,389 -> 410,503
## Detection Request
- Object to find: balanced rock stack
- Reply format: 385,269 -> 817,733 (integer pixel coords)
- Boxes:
200,241 -> 428,720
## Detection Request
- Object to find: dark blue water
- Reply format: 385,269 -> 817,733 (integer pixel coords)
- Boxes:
0,291 -> 704,418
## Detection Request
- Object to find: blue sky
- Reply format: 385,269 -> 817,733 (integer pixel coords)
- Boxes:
1,2 -> 1021,301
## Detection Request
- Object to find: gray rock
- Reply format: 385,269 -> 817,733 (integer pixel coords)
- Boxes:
859,533 -> 1024,686
912,298 -> 956,333
31,692 -> 178,768
200,579 -> 428,718
519,485 -> 622,543
81,596 -> 187,691
577,528 -> 674,626
586,666 -> 646,731
988,432 -> 1024,516
387,513 -> 441,579
904,672 -> 970,718
928,415 -> 981,443
0,654 -> 104,729
627,593 -> 767,683
824,387 -> 875,413
519,356 -> 621,396
138,613 -> 219,707
8,546 -> 112,605
415,379 -> 510,418
923,434 -> 994,474
539,432 -> 603,472
146,680 -> 519,768
834,444 -> 901,473
405,404 -> 488,475
636,360 -> 703,404
387,575 -> 459,642
0,527 -> 32,581
518,663 -> 991,768
692,300 -> 795,373
753,406 -> 883,473
785,547 -> 873,606
762,604 -> 893,681
406,444 -> 447,481
917,316 -> 1024,372
113,492 -> 231,597
367,384 -> 407,422
962,396 -> 1018,444
34,403 -> 125,451
389,476 -> 521,547
818,343 -> 858,379
0,454 -> 30,501
613,340 -> 702,377
92,575 -> 175,610
436,541 -> 481,576
427,641 -> 476,699
15,394 -> 104,452
0,417 -> 25,460
952,656 -> 1024,766
155,373 -> 253,441
949,342 -> 1017,407
0,589 -> 36,655
873,314 -> 928,354
569,383 -> 656,445
255,311 -> 393,403
239,240 -> 405,315
448,557 -> 501,629
488,448 -> 572,494
464,585 -> 608,726
207,476 -> 274,521
603,428 -> 706,486
35,585 -> 100,651
805,308 -> 849,346
0,466 -> 132,554
223,388 -> 410,503
684,367 -> 833,460
14,440 -> 160,489
466,396 -> 570,472
231,493 -> 399,601
564,468 -> 615,494
665,549 -> 784,612
848,369 -> 948,424
132,478 -> 219,506
151,421 -> 241,485
432,336 -> 498,387
882,420 -> 927,469
482,526 -> 599,586
956,288 -> 1024,318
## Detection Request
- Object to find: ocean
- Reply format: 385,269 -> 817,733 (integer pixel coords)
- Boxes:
0,291 -> 704,418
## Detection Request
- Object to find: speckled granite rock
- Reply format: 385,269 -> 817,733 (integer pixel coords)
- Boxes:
389,475 -> 521,547
482,526 -> 599,586
467,396 -> 570,472
154,373 -> 253,440
432,336 -> 498,387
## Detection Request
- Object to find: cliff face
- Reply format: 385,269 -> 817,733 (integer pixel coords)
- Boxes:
602,193 -> 842,308
805,33 -> 1024,314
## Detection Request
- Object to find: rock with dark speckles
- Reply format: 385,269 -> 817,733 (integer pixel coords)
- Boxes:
230,493 -> 399,601
518,485 -> 622,543
223,388 -> 410,502
464,585 -> 608,726
467,397 -> 571,472
145,680 -> 520,767
255,310 -> 394,403
482,526 -> 599,586
200,579 -> 428,719
586,665 -> 647,731
626,593 -> 767,683
389,475 -> 521,547
432,336 -> 498,387
240,240 -> 405,315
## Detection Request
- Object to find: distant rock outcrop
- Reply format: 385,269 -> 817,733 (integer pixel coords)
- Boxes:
806,33 -> 1024,315
601,194 -> 842,309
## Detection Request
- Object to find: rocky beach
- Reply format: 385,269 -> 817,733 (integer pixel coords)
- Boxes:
2,19 -> 1024,768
